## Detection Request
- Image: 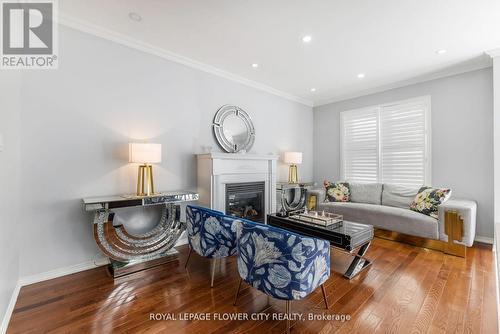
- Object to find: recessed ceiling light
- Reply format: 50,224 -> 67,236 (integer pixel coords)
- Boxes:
251,63 -> 259,68
128,12 -> 142,22
435,49 -> 447,55
357,73 -> 365,79
310,88 -> 316,92
302,35 -> 312,43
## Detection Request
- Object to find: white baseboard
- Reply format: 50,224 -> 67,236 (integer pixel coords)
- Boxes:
17,236 -> 189,288
19,256 -> 109,287
0,256 -> 109,333
0,282 -> 21,334
7,230 -> 490,332
475,235 -> 494,244
0,239 -> 190,331
0,231 -> 190,333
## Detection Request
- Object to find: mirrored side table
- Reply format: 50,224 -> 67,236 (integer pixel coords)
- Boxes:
83,191 -> 198,278
276,182 -> 315,214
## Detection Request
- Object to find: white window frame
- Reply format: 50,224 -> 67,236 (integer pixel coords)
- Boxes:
340,95 -> 431,185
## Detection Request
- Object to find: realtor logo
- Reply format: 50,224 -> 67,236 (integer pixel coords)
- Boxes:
1,0 -> 58,69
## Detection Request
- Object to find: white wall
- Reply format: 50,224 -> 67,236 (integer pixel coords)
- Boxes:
494,57 -> 500,224
491,55 -> 500,328
0,72 -> 21,331
14,26 -> 313,277
314,68 -> 494,239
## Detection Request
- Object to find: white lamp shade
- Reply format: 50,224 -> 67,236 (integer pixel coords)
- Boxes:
129,143 -> 162,164
283,151 -> 303,164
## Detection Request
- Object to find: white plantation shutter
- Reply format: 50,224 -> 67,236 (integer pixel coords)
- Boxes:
380,99 -> 430,186
340,108 -> 379,182
340,96 -> 430,186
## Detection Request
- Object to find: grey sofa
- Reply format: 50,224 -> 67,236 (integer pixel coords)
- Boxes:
308,183 -> 476,247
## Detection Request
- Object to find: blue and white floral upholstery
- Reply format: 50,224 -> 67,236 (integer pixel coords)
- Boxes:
186,205 -> 238,258
235,220 -> 331,301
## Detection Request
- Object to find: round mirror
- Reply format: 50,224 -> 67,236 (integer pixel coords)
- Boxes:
213,105 -> 255,153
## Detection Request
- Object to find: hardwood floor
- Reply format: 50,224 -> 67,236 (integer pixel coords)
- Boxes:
7,238 -> 498,333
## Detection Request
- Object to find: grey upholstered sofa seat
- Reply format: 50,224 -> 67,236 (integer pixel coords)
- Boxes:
317,202 -> 439,239
308,183 -> 477,247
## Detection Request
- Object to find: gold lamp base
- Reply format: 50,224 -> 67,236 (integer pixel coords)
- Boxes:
136,164 -> 156,196
288,164 -> 298,184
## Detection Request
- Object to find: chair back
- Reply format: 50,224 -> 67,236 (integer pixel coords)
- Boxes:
186,205 -> 237,258
235,219 -> 330,300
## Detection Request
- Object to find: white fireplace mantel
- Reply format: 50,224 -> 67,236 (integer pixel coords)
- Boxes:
196,153 -> 279,221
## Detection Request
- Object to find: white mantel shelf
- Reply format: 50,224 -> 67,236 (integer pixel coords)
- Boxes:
196,152 -> 277,221
197,152 -> 279,161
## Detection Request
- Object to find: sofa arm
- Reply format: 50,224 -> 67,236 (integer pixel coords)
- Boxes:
438,199 -> 477,247
307,188 -> 326,210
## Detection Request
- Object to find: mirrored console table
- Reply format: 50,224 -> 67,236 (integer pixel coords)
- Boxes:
83,191 -> 199,278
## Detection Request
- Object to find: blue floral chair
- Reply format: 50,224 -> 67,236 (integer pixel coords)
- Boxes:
233,219 -> 331,332
185,205 -> 238,287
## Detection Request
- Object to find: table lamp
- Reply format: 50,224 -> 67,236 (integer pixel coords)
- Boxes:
129,143 -> 162,196
283,151 -> 302,184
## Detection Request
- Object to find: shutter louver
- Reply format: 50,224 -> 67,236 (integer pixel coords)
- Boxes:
340,97 -> 430,186
341,109 -> 379,183
380,101 -> 428,186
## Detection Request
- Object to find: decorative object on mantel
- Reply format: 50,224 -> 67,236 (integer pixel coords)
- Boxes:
276,181 -> 314,215
212,105 -> 255,153
83,190 -> 199,278
283,151 -> 302,183
129,142 -> 162,196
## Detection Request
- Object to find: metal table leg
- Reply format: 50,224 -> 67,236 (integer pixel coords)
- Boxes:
343,241 -> 372,279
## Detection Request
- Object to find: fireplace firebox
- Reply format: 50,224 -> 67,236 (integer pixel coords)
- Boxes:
226,182 -> 265,223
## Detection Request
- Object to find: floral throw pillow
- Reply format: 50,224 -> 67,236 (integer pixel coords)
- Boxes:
409,186 -> 451,219
324,181 -> 350,202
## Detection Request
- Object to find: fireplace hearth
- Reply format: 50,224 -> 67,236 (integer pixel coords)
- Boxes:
226,182 -> 265,223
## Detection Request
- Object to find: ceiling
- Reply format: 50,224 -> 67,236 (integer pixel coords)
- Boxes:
59,0 -> 500,106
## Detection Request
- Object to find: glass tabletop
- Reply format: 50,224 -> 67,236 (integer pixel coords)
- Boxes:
285,216 -> 373,237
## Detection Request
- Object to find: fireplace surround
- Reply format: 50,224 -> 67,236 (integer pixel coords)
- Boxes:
197,153 -> 278,222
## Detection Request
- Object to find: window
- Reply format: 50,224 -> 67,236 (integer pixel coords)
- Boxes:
340,96 -> 431,186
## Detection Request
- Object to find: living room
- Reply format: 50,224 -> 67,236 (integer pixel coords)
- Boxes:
0,1 -> 499,333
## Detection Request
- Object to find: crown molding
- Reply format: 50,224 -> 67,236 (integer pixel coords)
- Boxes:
486,48 -> 500,58
53,14 -> 499,109
313,57 -> 492,107
56,14 -> 313,107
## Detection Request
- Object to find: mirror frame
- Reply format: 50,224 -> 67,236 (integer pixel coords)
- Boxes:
212,105 -> 255,153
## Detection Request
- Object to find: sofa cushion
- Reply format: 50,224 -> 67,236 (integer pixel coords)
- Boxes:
382,183 -> 421,209
317,201 -> 439,239
323,181 -> 350,202
349,182 -> 383,205
410,186 -> 452,219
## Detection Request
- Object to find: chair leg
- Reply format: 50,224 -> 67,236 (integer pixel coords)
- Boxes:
321,284 -> 329,309
184,248 -> 193,269
233,278 -> 243,306
210,258 -> 217,288
285,300 -> 291,334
